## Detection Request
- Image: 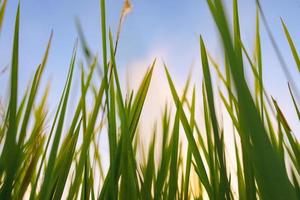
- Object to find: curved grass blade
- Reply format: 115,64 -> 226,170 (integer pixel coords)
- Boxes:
281,18 -> 300,72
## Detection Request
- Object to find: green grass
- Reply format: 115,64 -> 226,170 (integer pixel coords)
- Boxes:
0,0 -> 299,199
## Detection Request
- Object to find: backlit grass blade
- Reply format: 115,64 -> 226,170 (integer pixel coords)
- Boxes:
108,70 -> 116,162
234,135 -> 246,200
281,18 -> 300,72
14,84 -> 49,199
183,86 -> 195,200
154,105 -> 171,200
39,44 -> 77,200
233,0 -> 243,69
51,119 -> 81,200
288,83 -> 300,120
200,37 -> 230,199
141,131 -> 155,200
254,8 -> 264,120
67,71 -> 106,200
168,110 -> 180,200
18,31 -> 53,145
164,65 -> 212,198
272,98 -> 300,175
0,0 -> 7,32
128,59 -> 155,139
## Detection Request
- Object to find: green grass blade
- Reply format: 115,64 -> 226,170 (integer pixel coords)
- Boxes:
18,32 -> 53,145
168,110 -> 180,200
183,87 -> 195,200
281,18 -> 300,72
0,5 -> 20,198
141,131 -> 155,200
254,8 -> 264,120
288,83 -> 300,120
164,65 -> 212,198
200,37 -> 230,199
39,44 -> 77,200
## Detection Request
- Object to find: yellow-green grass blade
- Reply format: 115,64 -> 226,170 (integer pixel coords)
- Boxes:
234,135 -> 246,200
154,105 -> 172,200
168,110 -> 180,200
18,32 -> 53,145
106,40 -> 118,198
14,85 -> 48,199
30,83 -> 66,199
164,65 -> 212,198
80,64 -> 87,132
67,70 -> 106,200
183,86 -> 196,200
0,0 -> 7,32
281,18 -> 300,72
128,59 -> 155,140
16,86 -> 29,128
272,98 -> 300,175
100,0 -> 107,75
141,131 -> 155,200
288,83 -> 300,120
254,8 -> 264,120
39,44 -> 77,200
108,70 -> 116,162
202,82 -> 216,197
233,0 -> 243,69
17,134 -> 45,199
200,37 -> 231,199
52,120 -> 82,200
14,85 -> 49,198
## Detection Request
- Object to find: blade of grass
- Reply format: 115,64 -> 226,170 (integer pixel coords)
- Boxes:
200,37 -> 230,199
0,5 -> 20,198
39,44 -> 77,200
281,18 -> 300,72
168,110 -> 180,200
164,64 -> 212,198
0,0 -> 7,32
183,86 -> 196,200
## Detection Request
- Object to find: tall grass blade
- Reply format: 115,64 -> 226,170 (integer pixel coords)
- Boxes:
281,18 -> 300,72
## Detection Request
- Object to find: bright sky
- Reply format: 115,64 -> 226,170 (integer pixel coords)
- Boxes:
0,0 -> 299,139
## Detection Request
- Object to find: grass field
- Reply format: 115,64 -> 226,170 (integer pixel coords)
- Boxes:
0,0 -> 299,199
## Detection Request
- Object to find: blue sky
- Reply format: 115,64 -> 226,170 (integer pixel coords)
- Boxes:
0,0 -> 299,137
